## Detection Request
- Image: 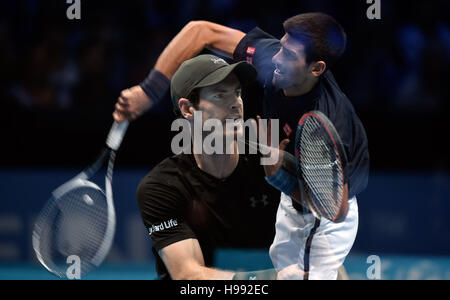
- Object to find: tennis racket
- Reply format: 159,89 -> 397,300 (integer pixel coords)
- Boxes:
295,111 -> 349,223
32,120 -> 129,278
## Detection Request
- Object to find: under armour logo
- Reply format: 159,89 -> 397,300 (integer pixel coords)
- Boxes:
250,195 -> 269,208
211,58 -> 226,65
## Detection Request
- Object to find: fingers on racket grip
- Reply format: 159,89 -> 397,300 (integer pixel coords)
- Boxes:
106,121 -> 129,151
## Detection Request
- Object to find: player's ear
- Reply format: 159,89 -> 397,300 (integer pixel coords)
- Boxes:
309,61 -> 326,77
178,98 -> 194,120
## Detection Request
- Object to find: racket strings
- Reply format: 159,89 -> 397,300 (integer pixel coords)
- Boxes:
299,118 -> 343,218
34,186 -> 110,277
57,188 -> 108,249
33,121 -> 127,278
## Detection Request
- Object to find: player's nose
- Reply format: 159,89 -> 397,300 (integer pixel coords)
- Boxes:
230,96 -> 242,112
272,49 -> 282,66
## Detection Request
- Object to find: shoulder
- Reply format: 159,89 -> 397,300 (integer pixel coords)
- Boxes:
233,27 -> 280,61
315,71 -> 367,148
317,71 -> 369,154
241,27 -> 278,41
233,27 -> 281,85
318,71 -> 357,119
143,155 -> 187,181
136,154 -> 193,206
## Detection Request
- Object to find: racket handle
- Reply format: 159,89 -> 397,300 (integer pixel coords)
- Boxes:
106,120 -> 129,151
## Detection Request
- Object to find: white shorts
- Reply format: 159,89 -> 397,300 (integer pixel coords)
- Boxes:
269,193 -> 359,280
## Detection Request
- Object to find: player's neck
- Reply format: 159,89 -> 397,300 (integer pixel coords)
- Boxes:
193,142 -> 240,179
283,77 -> 319,97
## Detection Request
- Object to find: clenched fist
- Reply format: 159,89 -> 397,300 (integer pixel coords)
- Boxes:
113,85 -> 154,122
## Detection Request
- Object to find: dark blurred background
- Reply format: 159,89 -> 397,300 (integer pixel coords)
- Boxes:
1,0 -> 450,279
2,0 -> 449,170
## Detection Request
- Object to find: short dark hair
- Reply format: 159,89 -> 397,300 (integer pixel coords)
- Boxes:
283,12 -> 347,68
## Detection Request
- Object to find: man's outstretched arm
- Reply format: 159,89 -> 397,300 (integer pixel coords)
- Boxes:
159,238 -> 235,280
113,21 -> 245,122
161,238 -> 278,280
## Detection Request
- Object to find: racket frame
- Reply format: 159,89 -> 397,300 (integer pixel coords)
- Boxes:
296,111 -> 349,222
32,121 -> 128,278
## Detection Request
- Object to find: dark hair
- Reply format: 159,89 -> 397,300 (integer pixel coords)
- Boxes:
283,12 -> 347,68
173,88 -> 200,118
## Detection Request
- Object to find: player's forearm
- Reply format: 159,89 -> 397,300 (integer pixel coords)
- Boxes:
280,149 -> 300,201
264,150 -> 305,206
139,21 -> 230,108
201,266 -> 235,280
265,150 -> 298,196
114,21 -> 245,122
174,265 -> 235,280
177,266 -> 277,280
204,22 -> 246,59
154,21 -> 208,79
154,21 -> 245,79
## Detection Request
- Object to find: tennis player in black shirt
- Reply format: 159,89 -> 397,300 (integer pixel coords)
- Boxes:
117,12 -> 369,280
137,55 -> 291,280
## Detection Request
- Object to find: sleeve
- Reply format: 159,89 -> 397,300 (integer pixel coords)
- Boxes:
233,27 -> 281,85
136,176 -> 197,252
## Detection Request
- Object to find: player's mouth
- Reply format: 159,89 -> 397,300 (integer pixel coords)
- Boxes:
274,66 -> 285,77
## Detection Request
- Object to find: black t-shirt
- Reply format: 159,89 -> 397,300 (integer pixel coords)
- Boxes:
137,153 -> 280,280
233,27 -> 370,199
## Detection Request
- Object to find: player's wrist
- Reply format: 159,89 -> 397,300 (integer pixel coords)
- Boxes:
265,168 -> 297,196
139,68 -> 170,105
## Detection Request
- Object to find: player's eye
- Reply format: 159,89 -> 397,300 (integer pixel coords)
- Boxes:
214,93 -> 224,99
282,47 -> 295,60
235,89 -> 242,97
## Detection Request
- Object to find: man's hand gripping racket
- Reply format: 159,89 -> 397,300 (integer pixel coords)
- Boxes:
32,120 -> 129,278
295,111 -> 349,223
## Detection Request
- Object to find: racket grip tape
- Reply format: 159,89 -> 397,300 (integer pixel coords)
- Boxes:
106,121 -> 129,151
